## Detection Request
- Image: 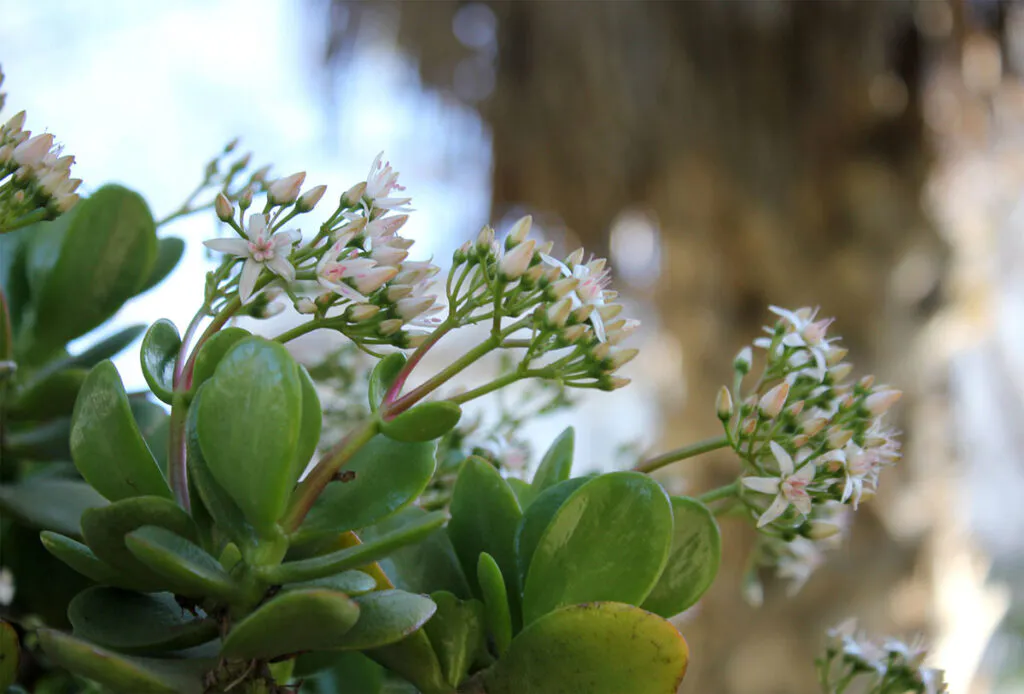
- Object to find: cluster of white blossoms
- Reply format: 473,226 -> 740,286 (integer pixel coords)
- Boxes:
205,153 -> 441,348
820,620 -> 946,694
0,68 -> 80,230
449,217 -> 640,390
718,306 -> 903,533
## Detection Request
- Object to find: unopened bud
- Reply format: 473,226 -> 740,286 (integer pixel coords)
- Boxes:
601,376 -> 631,391
597,304 -> 622,321
296,184 -> 327,212
387,285 -> 413,302
499,239 -> 536,279
547,298 -> 573,327
787,400 -> 805,416
348,303 -> 380,322
506,215 -> 532,246
734,346 -> 753,375
239,188 -> 254,210
825,346 -> 848,367
13,133 -> 53,167
379,318 -> 403,336
353,266 -> 398,294
562,325 -> 588,343
296,298 -> 317,314
566,248 -> 585,266
476,225 -> 495,251
865,389 -> 901,416
268,172 -> 306,205
801,417 -> 828,437
4,110 -> 26,133
215,193 -> 233,222
549,278 -> 578,300
537,240 -> 554,256
340,181 -> 367,207
572,305 -> 594,323
828,428 -> 853,449
758,382 -> 790,418
806,521 -> 842,540
792,434 -> 809,448
606,318 -> 640,346
716,386 -> 734,419
525,265 -> 547,284
829,363 -> 853,382
858,375 -> 875,389
404,333 -> 429,348
396,296 -> 436,320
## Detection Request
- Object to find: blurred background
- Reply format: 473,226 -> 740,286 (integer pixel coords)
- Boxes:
3,0 -> 1024,691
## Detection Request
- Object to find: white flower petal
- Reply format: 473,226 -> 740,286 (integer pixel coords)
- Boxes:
757,494 -> 790,528
273,228 -> 302,246
792,462 -> 816,483
769,441 -> 795,475
540,253 -> 571,277
247,213 -> 268,240
591,313 -> 607,343
319,279 -> 368,305
742,476 -> 781,495
266,255 -> 295,282
792,496 -> 812,516
203,238 -> 250,257
239,258 -> 262,304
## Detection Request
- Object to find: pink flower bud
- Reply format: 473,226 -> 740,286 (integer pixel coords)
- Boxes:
215,193 -> 233,222
296,184 -> 327,212
507,215 -> 532,245
499,239 -> 536,279
268,171 -> 306,205
354,266 -> 398,294
341,181 -> 366,206
758,382 -> 790,418
828,428 -> 853,449
396,296 -> 436,320
4,110 -> 26,133
566,248 -> 585,266
597,304 -> 622,321
379,318 -> 403,335
716,386 -> 734,419
562,325 -> 588,343
296,298 -> 317,314
865,389 -> 901,415
734,347 -> 753,374
13,133 -> 53,167
549,278 -> 578,299
476,225 -> 495,250
348,303 -> 380,321
547,298 -> 573,327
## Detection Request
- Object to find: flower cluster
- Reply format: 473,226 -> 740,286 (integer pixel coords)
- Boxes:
447,217 -> 640,391
204,153 -> 440,348
718,306 -> 903,532
819,620 -> 946,694
0,69 -> 80,231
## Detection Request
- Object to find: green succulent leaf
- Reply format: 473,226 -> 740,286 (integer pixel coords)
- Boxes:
220,589 -> 360,660
40,531 -> 139,589
366,630 -> 450,694
366,507 -> 471,599
4,524 -> 92,627
0,620 -> 18,691
514,477 -> 590,588
477,552 -> 512,656
521,472 -> 673,625
196,336 -> 303,535
280,570 -> 377,596
268,511 -> 448,585
80,496 -> 198,593
0,478 -> 107,537
641,496 -> 722,617
291,365 -> 323,483
125,526 -> 237,601
530,427 -> 574,495
190,327 -> 250,391
330,589 -> 436,650
368,352 -> 407,412
423,591 -> 485,688
139,236 -> 185,294
5,417 -> 71,460
505,478 -> 534,509
70,360 -> 172,501
140,319 -> 181,404
37,628 -> 208,694
185,387 -> 257,547
32,185 -> 158,350
483,602 -> 689,694
380,401 -> 462,443
68,587 -> 217,653
8,368 -> 87,420
447,456 -> 522,625
293,436 -> 436,547
293,651 -> 385,692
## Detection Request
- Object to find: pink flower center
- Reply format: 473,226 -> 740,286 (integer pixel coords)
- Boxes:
248,238 -> 275,262
782,476 -> 810,500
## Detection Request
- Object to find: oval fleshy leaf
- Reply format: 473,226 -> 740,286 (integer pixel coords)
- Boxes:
8,368 -> 87,420
0,621 -> 19,691
221,589 -> 360,660
447,457 -> 522,624
0,478 -> 107,538
380,401 -> 462,443
505,478 -> 534,509
268,511 -> 447,585
530,427 -> 574,495
292,651 -> 385,691
483,602 -> 689,694
423,591 -> 485,688
293,436 -> 436,547
477,552 -> 512,656
514,477 -> 589,587
125,526 -> 237,601
641,496 -> 722,618
69,587 -> 217,653
369,352 -> 406,412
332,590 -> 437,650
365,507 -> 471,599
280,570 -> 377,596
70,360 -> 172,502
33,185 -> 158,350
140,319 -> 180,404
40,531 -> 140,590
80,496 -> 198,593
190,327 -> 250,391
139,236 -> 185,294
521,472 -> 673,625
196,336 -> 303,535
37,628 -> 207,694
366,630 -> 448,694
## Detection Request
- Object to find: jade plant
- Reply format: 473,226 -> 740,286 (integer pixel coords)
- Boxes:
0,68 -> 946,694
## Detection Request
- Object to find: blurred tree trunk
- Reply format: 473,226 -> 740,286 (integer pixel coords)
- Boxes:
329,1 -> 953,691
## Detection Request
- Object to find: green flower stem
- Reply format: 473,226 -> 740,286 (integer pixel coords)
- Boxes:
446,368 -> 551,405
633,436 -> 731,474
0,208 -> 48,235
273,319 -> 325,344
281,418 -> 380,532
698,482 -> 739,504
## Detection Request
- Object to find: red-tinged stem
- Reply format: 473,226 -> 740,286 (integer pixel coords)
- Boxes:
380,322 -> 454,409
